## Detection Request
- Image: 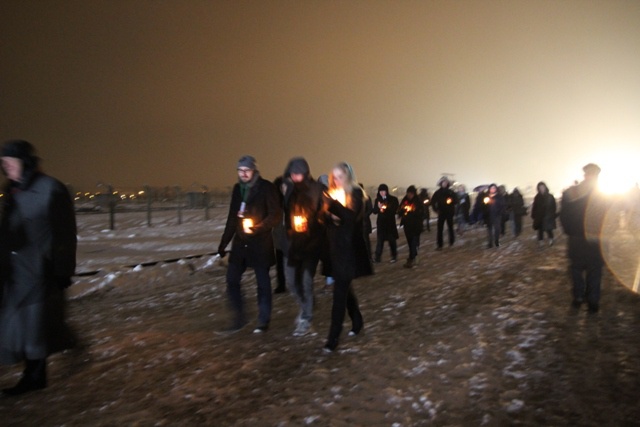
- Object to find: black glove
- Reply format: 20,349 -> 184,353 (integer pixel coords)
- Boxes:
217,244 -> 227,258
54,276 -> 72,289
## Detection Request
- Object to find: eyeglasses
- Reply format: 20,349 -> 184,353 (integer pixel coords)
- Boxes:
237,168 -> 253,175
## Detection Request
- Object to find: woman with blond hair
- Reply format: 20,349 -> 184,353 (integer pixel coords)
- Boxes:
322,162 -> 373,352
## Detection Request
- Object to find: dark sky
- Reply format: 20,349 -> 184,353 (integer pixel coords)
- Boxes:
2,1 -> 639,193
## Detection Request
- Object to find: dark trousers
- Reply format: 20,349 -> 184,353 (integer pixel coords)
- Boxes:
437,215 -> 454,247
375,236 -> 397,260
568,237 -> 602,306
404,231 -> 420,260
537,229 -> 554,241
226,259 -> 272,326
275,249 -> 286,291
487,217 -> 501,246
327,278 -> 363,347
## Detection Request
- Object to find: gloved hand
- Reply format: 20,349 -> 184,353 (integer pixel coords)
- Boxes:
217,244 -> 227,258
54,276 -> 72,289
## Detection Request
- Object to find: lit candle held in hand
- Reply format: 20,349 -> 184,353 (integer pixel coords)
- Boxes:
242,218 -> 254,234
293,215 -> 308,233
329,188 -> 346,206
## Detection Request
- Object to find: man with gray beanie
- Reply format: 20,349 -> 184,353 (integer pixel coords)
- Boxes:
217,155 -> 282,333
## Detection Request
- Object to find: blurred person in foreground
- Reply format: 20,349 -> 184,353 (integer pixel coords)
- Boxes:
0,140 -> 77,396
398,185 -> 423,268
217,156 -> 282,333
322,162 -> 373,352
531,182 -> 557,246
372,184 -> 399,264
431,176 -> 457,250
282,158 -> 325,337
560,163 -> 607,313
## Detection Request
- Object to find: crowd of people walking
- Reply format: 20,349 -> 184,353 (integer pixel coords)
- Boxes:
0,141 -> 617,396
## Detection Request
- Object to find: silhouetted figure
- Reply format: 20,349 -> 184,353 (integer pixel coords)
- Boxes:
372,184 -> 399,263
531,181 -> 557,246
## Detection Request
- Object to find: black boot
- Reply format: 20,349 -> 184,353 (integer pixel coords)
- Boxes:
3,359 -> 47,396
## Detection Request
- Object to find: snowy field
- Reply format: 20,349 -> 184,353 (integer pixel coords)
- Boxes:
2,204 -> 640,426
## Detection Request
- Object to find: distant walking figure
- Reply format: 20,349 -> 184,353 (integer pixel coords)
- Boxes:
531,182 -> 557,246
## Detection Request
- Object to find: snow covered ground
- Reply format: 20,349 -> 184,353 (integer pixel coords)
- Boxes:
2,204 -> 640,426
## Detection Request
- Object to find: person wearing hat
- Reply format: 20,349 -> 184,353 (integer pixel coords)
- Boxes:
0,140 -> 77,396
397,185 -> 423,268
372,184 -> 399,263
560,163 -> 607,313
217,155 -> 282,333
281,157 -> 325,336
431,176 -> 458,250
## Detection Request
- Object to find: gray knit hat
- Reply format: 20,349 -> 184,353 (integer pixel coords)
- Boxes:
237,155 -> 257,170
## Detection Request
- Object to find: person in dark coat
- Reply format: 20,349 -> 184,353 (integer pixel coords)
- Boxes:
398,185 -> 423,268
431,176 -> 457,250
455,185 -> 471,236
322,162 -> 373,352
418,188 -> 431,232
372,184 -> 399,263
282,157 -> 325,336
482,183 -> 506,248
217,156 -> 282,333
271,176 -> 287,294
531,181 -> 557,246
560,163 -> 607,313
508,187 -> 526,237
0,140 -> 77,396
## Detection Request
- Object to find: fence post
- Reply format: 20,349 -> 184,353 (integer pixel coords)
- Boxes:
108,184 -> 116,230
145,185 -> 152,227
204,190 -> 210,221
176,186 -> 182,225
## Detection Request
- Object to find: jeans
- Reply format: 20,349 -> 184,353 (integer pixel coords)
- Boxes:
284,257 -> 318,324
226,259 -> 272,326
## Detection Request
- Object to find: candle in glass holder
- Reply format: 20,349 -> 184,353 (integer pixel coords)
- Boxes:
329,188 -> 346,206
379,202 -> 387,212
242,218 -> 254,233
293,215 -> 308,232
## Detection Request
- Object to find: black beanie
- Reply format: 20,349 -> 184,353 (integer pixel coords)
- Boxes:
378,183 -> 389,192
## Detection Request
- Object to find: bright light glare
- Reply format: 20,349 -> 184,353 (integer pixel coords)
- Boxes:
597,155 -> 639,195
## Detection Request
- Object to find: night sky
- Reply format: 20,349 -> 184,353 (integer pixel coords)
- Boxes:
2,1 -> 639,193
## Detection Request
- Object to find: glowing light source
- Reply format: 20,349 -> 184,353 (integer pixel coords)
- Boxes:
329,188 -> 346,206
293,215 -> 308,232
242,218 -> 254,234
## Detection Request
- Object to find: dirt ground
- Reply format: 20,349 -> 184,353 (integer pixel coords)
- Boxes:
1,216 -> 640,426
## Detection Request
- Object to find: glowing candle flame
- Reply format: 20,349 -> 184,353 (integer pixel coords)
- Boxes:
483,197 -> 490,204
380,203 -> 387,212
446,198 -> 452,205
423,199 -> 429,204
242,218 -> 254,234
293,215 -> 308,233
329,188 -> 346,206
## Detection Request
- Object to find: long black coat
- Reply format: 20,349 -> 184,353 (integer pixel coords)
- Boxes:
220,173 -> 282,268
283,178 -> 325,262
324,187 -> 373,281
431,187 -> 457,218
372,194 -> 399,240
398,195 -> 423,237
0,173 -> 77,364
531,193 -> 557,231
